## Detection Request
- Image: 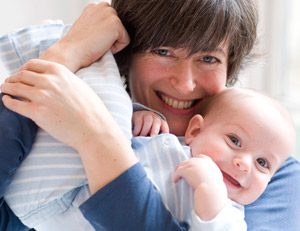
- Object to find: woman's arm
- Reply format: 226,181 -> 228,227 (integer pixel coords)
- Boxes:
1,59 -> 136,193
80,163 -> 188,230
41,2 -> 129,72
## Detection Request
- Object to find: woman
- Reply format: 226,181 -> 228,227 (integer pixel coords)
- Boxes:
1,0 -> 300,230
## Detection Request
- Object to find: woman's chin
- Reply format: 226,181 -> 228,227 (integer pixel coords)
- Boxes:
168,120 -> 190,136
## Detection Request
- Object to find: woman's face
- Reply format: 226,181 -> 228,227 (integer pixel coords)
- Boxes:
128,44 -> 228,136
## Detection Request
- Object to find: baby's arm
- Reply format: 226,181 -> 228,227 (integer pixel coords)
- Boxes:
173,155 -> 227,220
174,155 -> 247,230
132,111 -> 169,137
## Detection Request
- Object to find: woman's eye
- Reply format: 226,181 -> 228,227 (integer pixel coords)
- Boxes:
256,158 -> 269,169
228,135 -> 241,148
152,48 -> 170,57
201,55 -> 218,64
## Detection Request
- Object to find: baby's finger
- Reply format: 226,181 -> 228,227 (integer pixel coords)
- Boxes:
139,115 -> 153,136
173,161 -> 189,182
132,114 -> 143,136
150,117 -> 163,136
172,171 -> 182,183
160,120 -> 170,134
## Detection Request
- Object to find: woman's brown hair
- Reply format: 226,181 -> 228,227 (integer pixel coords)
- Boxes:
112,0 -> 258,86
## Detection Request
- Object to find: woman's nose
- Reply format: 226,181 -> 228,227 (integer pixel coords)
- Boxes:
170,61 -> 196,94
233,156 -> 252,173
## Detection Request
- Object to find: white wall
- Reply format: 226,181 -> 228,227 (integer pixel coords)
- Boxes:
0,0 -> 90,35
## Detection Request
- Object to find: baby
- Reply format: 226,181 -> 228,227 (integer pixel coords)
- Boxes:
132,87 -> 295,229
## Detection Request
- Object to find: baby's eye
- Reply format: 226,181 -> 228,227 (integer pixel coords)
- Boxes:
152,48 -> 170,57
201,55 -> 218,64
228,135 -> 241,148
256,158 -> 269,169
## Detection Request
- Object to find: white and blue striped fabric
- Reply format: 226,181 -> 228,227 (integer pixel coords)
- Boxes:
0,24 -> 132,228
0,24 -> 67,82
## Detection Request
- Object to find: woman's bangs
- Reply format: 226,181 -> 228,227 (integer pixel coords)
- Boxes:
131,0 -> 238,54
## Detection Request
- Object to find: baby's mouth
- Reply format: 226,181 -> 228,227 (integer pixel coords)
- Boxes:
158,92 -> 197,110
222,171 -> 241,188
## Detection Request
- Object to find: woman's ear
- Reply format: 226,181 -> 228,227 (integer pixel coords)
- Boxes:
185,114 -> 204,145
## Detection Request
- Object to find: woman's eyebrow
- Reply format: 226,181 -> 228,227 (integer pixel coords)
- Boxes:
213,47 -> 227,57
202,47 -> 227,57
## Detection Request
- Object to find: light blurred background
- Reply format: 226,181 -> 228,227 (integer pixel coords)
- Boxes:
0,0 -> 299,160
239,0 -> 300,160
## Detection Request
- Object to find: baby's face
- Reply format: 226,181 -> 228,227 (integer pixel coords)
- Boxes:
186,92 -> 294,205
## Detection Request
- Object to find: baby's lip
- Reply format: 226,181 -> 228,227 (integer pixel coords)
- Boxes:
222,171 -> 242,189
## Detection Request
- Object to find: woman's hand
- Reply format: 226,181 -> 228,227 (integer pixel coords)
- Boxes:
42,2 -> 130,72
1,58 -> 137,193
1,59 -> 111,150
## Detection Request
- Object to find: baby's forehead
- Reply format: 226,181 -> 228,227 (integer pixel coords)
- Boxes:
222,89 -> 293,157
212,89 -> 284,116
222,90 -> 293,132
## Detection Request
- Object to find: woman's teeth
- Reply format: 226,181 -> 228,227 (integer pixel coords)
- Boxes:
161,95 -> 193,109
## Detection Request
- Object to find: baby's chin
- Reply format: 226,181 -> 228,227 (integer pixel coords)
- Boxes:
227,190 -> 260,205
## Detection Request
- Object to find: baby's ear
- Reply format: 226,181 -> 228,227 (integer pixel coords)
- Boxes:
185,114 -> 204,145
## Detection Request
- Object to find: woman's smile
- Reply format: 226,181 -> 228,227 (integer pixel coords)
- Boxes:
157,91 -> 199,111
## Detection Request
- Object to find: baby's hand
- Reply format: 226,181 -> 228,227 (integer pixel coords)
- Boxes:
132,111 -> 169,137
173,155 -> 223,189
173,155 -> 228,220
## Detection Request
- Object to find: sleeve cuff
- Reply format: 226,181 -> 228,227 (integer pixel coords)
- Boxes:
79,163 -> 147,214
189,200 -> 246,231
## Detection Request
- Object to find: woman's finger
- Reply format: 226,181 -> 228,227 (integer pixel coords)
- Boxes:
2,94 -> 35,119
110,28 -> 130,54
19,58 -> 61,73
5,70 -> 47,87
1,82 -> 37,101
